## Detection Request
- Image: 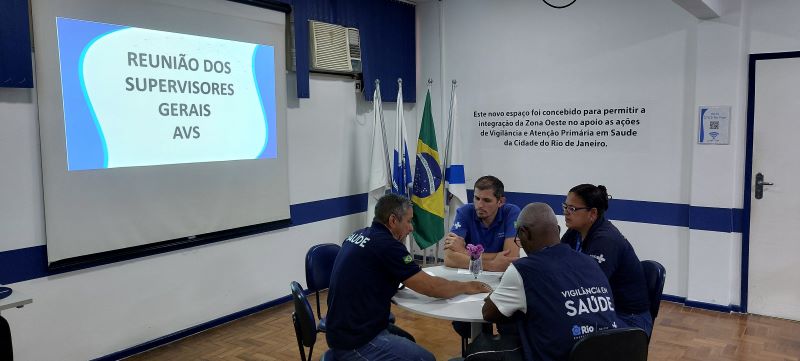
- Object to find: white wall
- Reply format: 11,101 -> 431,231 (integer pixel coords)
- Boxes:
416,0 -> 800,309
685,0 -> 800,307
5,0 -> 800,359
686,0 -> 746,307
0,70 -> 418,360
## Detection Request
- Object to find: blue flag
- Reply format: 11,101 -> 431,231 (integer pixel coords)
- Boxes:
392,80 -> 412,196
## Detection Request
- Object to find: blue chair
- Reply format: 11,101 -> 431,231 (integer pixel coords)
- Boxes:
305,243 -> 397,334
290,281 -> 334,361
1,315 -> 12,360
305,243 -> 341,323
641,260 -> 666,321
569,327 -> 649,361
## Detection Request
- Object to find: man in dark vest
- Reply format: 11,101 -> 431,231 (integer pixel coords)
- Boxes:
327,194 -> 492,361
481,203 -> 620,361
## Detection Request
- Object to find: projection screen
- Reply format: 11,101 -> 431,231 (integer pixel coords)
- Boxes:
31,0 -> 290,265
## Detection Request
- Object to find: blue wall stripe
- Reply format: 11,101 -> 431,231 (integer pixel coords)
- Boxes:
0,245 -> 48,284
689,206 -> 742,233
290,193 -> 367,226
503,191 -> 741,232
503,191 -> 567,215
608,199 -> 689,228
1,192 -> 742,286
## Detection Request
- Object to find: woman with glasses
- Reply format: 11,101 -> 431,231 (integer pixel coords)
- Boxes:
560,184 -> 653,336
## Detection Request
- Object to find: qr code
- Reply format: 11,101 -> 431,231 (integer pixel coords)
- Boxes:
710,121 -> 719,129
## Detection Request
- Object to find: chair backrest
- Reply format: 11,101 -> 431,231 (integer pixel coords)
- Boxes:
305,243 -> 341,291
569,327 -> 649,361
1,315 -> 12,360
641,260 -> 666,320
291,281 -> 319,361
305,243 -> 341,318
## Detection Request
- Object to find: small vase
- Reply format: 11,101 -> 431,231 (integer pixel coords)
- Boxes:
468,257 -> 482,279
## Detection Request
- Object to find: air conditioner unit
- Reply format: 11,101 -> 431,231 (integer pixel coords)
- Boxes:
309,20 -> 362,74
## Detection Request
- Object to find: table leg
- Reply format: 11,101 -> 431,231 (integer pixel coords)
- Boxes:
469,322 -> 483,341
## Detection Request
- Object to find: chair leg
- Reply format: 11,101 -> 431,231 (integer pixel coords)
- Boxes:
293,314 -> 307,361
316,292 -> 322,320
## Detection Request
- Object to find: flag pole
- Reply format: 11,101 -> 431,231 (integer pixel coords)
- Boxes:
422,78 -> 433,266
398,78 -> 413,197
375,79 -> 392,190
397,78 -> 411,252
444,80 -> 457,222
439,79 -> 457,264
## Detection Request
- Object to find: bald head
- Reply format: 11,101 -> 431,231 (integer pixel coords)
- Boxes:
516,203 -> 561,252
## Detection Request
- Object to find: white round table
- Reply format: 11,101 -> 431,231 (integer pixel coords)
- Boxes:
393,265 -> 503,339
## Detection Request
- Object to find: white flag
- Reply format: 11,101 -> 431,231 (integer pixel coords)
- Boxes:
392,80 -> 412,197
445,87 -> 467,208
367,84 -> 390,225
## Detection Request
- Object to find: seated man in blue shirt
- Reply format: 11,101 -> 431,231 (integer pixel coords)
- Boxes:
480,203 -> 620,361
326,194 -> 492,361
444,175 -> 521,272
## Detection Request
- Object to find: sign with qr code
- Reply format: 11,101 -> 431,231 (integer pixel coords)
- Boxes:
698,106 -> 730,144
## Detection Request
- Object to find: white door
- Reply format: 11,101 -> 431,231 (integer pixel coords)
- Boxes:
748,56 -> 800,321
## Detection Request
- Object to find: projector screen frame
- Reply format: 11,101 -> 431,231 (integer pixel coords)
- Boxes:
47,218 -> 292,271
32,0 -> 294,269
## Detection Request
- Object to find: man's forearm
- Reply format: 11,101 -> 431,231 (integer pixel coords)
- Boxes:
405,271 -> 486,299
482,254 -> 510,272
422,277 -> 474,299
482,297 -> 513,323
444,249 -> 470,268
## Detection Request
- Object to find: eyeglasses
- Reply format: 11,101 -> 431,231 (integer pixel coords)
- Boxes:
562,203 -> 592,214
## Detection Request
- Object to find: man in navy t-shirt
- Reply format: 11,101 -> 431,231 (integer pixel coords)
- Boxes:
482,203 -> 620,361
326,194 -> 492,361
444,176 -> 521,272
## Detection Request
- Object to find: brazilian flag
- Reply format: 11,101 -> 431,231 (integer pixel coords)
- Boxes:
411,90 -> 444,249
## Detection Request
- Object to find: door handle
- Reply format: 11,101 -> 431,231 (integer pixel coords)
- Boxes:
755,172 -> 774,199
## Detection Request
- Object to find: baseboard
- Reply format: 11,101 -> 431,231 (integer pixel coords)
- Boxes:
683,298 -> 741,313
661,294 -> 686,304
663,293 -> 741,314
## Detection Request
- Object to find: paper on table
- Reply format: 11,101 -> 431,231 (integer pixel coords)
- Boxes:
447,293 -> 489,303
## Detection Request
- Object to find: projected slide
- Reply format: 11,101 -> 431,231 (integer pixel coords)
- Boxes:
55,17 -> 277,171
